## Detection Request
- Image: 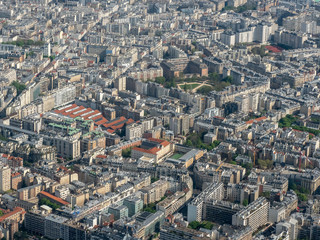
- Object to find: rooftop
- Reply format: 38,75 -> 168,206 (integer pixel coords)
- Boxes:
40,191 -> 70,206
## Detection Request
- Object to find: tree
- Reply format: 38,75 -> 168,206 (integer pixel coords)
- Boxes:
27,51 -> 35,58
242,199 -> 248,206
185,133 -> 220,151
4,39 -> 44,47
188,221 -> 213,230
222,76 -> 233,83
122,148 -> 132,158
300,187 -> 309,194
288,180 -> 297,191
223,6 -> 235,11
39,198 -> 60,210
257,159 -> 273,169
143,203 -> 157,213
251,46 -> 267,57
188,221 -> 201,230
160,196 -> 167,201
297,192 -> 307,202
155,77 -> 166,85
11,81 -> 26,95
186,140 -> 193,146
151,177 -> 159,183
242,163 -> 253,177
201,221 -> 214,230
260,192 -> 270,198
278,114 -> 297,128
209,72 -> 220,81
196,86 -> 213,95
257,159 -> 267,169
211,140 -> 220,148
242,162 -> 253,170
235,3 -> 256,13
0,134 -> 8,142
223,102 -> 238,116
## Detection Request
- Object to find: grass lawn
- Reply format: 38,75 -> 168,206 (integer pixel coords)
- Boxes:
179,83 -> 200,91
189,83 -> 200,89
171,153 -> 183,159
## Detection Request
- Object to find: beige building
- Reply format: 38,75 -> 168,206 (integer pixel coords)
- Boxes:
52,136 -> 81,159
140,180 -> 169,204
169,114 -> 190,136
300,170 -> 320,194
94,182 -> 112,195
67,192 -> 89,207
0,165 -> 11,192
156,191 -> 187,217
17,184 -> 43,201
125,123 -> 143,140
131,138 -> 173,163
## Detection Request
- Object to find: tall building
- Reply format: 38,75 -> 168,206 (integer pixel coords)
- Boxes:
25,211 -> 46,236
108,205 -> 129,220
0,207 -> 26,240
203,200 -> 243,225
274,29 -> 308,49
125,123 -> 143,140
160,222 -> 213,240
0,165 -> 11,192
51,136 -> 81,159
169,114 -> 190,136
80,132 -> 106,152
115,77 -> 126,91
187,182 -> 224,222
276,219 -> 298,240
25,210 -> 87,240
17,184 -> 43,201
11,172 -> 23,190
53,84 -> 81,107
123,197 -> 143,217
225,183 -> 259,204
140,180 -> 170,204
43,42 -> 51,57
124,211 -> 165,239
232,197 -> 270,231
44,214 -> 68,240
221,31 -> 236,46
310,224 -> 320,240
156,191 -> 188,217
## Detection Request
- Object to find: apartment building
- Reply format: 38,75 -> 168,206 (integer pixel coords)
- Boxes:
187,182 -> 224,222
156,191 -> 186,217
0,165 -> 11,192
232,197 -> 270,231
140,180 -> 169,204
